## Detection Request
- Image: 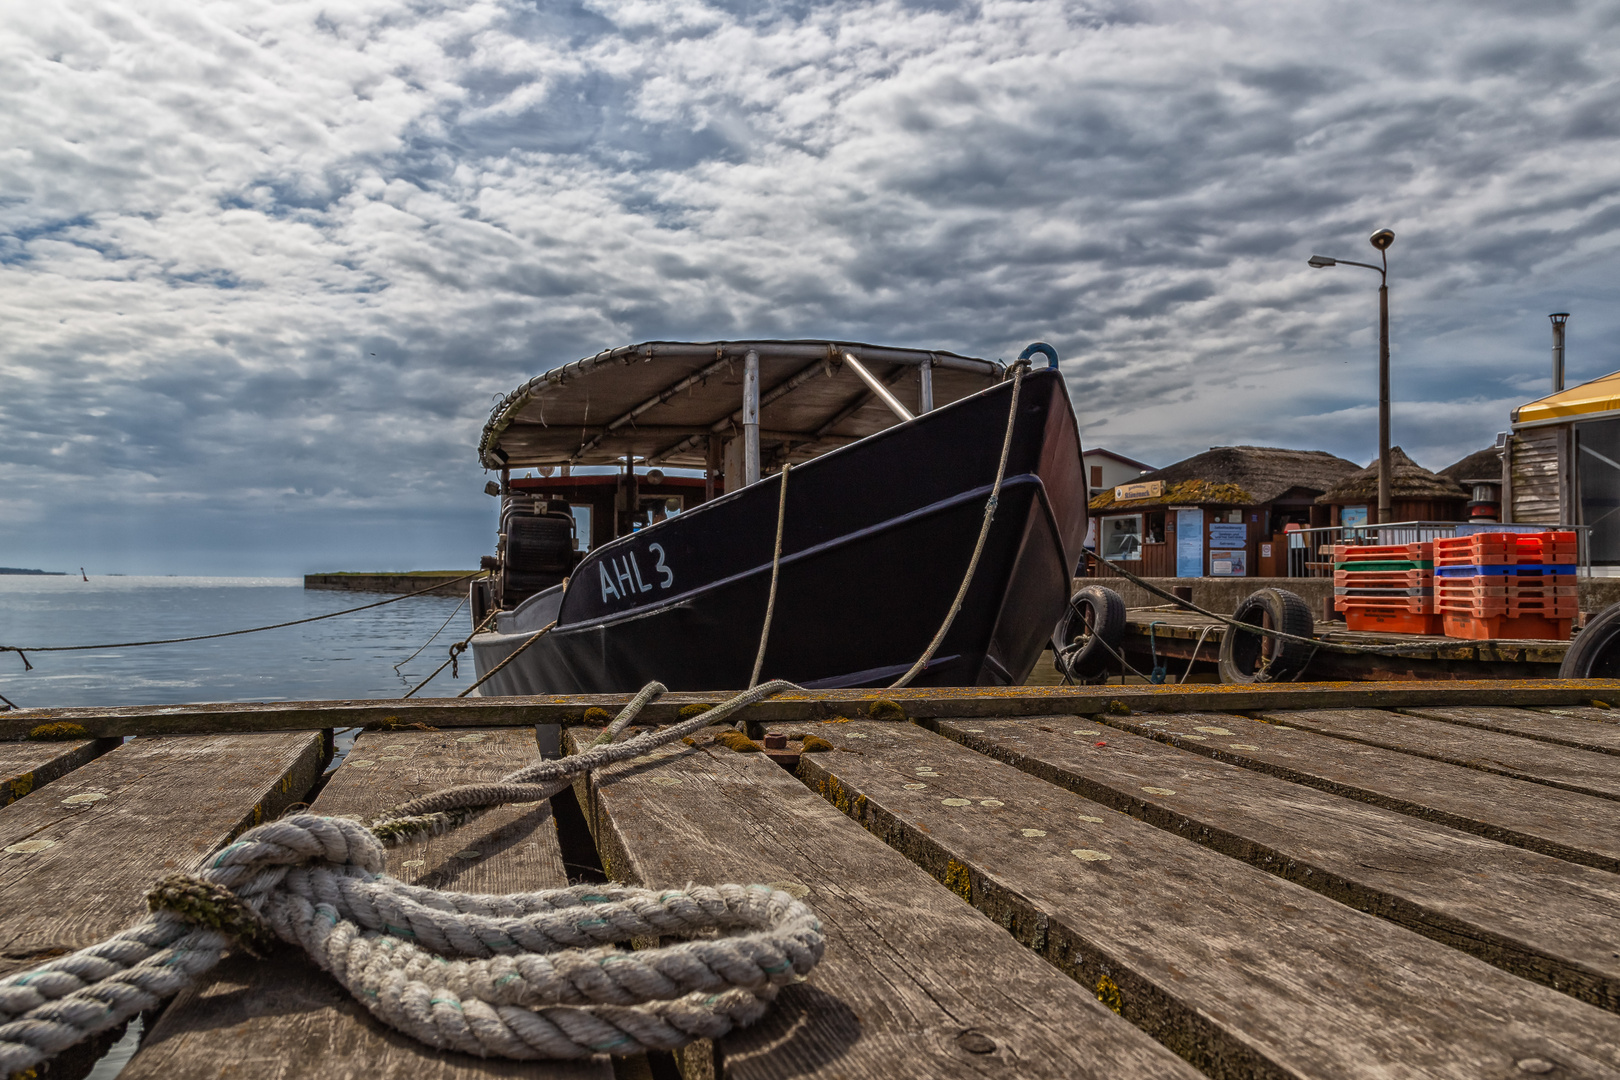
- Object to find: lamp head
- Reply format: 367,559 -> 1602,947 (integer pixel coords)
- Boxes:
1307,255 -> 1336,268
1369,229 -> 1395,251
1550,312 -> 1570,325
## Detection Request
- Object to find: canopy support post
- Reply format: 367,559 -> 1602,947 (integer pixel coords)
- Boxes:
744,349 -> 761,486
919,355 -> 934,413
705,435 -> 721,500
843,352 -> 914,423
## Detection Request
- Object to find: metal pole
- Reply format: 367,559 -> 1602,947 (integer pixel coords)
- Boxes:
743,349 -> 761,486
918,356 -> 934,414
1378,282 -> 1391,525
842,351 -> 915,422
1551,313 -> 1569,393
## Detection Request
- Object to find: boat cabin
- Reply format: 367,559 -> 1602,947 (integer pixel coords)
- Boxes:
477,340 -> 1006,611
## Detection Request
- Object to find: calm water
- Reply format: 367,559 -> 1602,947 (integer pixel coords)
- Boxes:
0,576 -> 476,710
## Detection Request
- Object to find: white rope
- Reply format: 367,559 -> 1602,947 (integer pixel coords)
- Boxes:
750,462 -> 791,689
889,362 -> 1027,689
0,680 -> 822,1073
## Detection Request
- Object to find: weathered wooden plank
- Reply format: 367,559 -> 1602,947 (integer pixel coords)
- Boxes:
802,721 -> 1620,1077
8,679 -> 1620,739
922,715 -> 1620,1012
1084,707 -> 1620,873
0,733 -> 326,979
1400,705 -> 1620,756
0,739 -> 118,808
126,727 -> 606,1080
564,727 -> 1202,1080
1260,707 -> 1620,801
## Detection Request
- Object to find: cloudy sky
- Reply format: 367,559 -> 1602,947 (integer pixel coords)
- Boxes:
4,0 -> 1620,574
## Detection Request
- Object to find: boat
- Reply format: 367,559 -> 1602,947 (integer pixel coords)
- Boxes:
468,339 -> 1086,692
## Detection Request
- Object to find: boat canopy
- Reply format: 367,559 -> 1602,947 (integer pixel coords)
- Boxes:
479,340 -> 1006,470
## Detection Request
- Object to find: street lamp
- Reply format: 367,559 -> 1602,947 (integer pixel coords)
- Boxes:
1309,228 -> 1396,523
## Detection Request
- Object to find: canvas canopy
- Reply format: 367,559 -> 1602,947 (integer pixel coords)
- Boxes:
479,340 -> 1006,470
1513,369 -> 1620,426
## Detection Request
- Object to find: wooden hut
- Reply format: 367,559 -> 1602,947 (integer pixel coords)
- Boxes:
1506,371 -> 1617,565
1314,447 -> 1468,527
1087,446 -> 1358,578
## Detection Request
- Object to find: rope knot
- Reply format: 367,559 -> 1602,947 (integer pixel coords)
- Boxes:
145,872 -> 268,956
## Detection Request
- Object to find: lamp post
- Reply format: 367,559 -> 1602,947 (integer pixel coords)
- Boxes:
1309,228 -> 1396,523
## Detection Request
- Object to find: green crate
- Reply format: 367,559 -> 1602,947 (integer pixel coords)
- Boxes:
1333,560 -> 1434,573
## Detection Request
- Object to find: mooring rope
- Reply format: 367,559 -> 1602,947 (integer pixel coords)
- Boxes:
0,679 -> 822,1074
394,595 -> 468,675
0,573 -> 483,673
402,608 -> 501,699
750,462 -> 792,689
456,620 -> 557,698
889,361 -> 1027,689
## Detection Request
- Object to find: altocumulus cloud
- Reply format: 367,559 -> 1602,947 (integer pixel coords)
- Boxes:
3,0 -> 1620,572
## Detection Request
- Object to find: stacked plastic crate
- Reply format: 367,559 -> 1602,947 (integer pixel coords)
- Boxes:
1332,541 -> 1440,634
1433,531 -> 1577,640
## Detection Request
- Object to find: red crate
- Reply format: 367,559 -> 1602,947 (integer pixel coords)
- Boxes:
1442,613 -> 1572,641
1344,609 -> 1444,635
1333,569 -> 1434,587
1333,542 -> 1432,564
1515,531 -> 1577,564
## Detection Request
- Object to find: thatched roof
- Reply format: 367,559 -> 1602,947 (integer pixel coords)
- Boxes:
1315,446 -> 1468,504
1439,445 -> 1503,484
1089,446 -> 1359,512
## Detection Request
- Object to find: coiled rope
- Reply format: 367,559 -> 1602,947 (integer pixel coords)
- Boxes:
0,679 -> 822,1074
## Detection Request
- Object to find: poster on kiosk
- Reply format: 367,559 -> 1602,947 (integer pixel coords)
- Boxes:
1175,508 -> 1204,577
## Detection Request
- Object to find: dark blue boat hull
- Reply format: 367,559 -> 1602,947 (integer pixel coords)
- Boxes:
471,367 -> 1085,693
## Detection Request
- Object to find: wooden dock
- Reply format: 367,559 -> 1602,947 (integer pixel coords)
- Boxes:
3,680 -> 1619,1078
1123,607 -> 1571,681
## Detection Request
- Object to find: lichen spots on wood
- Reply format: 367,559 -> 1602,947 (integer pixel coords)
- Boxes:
713,731 -> 761,753
27,722 -> 88,741
944,859 -> 973,902
1096,974 -> 1124,1014
868,699 -> 906,722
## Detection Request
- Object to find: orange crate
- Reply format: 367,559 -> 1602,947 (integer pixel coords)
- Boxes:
1434,531 -> 1578,566
1333,542 -> 1432,563
1333,569 -> 1434,587
1433,580 -> 1577,599
1435,596 -> 1578,617
1433,534 -> 1516,566
1336,595 -> 1431,614
1345,609 -> 1444,634
1442,613 -> 1572,641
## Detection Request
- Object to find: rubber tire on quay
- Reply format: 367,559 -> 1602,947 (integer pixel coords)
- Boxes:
1560,602 -> 1620,678
1218,587 -> 1316,684
1051,585 -> 1127,681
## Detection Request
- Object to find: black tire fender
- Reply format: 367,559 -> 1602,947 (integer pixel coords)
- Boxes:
1051,585 -> 1127,680
1560,603 -> 1620,678
1218,587 -> 1316,684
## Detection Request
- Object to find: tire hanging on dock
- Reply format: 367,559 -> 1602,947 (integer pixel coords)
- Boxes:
1051,585 -> 1127,682
1218,587 -> 1315,684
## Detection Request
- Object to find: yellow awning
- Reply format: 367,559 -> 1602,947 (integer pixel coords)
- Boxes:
1514,368 -> 1620,425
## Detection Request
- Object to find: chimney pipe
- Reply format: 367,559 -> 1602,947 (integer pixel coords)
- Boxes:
1551,312 -> 1570,392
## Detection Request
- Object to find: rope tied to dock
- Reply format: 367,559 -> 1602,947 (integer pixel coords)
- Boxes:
0,679 -> 824,1073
